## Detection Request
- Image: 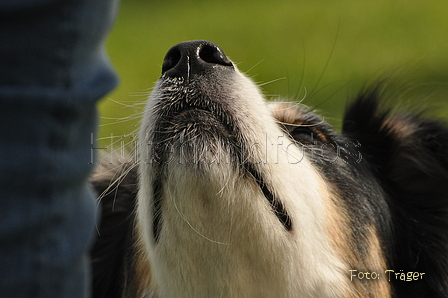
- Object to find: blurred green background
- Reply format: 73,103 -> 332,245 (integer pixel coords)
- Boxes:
99,0 -> 448,144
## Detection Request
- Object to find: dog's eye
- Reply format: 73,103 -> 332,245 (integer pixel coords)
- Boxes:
286,125 -> 327,144
270,103 -> 331,144
289,126 -> 314,139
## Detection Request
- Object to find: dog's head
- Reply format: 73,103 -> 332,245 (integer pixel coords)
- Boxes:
137,40 -> 390,297
91,41 -> 448,298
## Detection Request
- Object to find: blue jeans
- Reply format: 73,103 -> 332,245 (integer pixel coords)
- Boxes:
0,0 -> 119,297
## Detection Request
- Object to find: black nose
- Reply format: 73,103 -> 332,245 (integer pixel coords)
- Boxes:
161,40 -> 233,78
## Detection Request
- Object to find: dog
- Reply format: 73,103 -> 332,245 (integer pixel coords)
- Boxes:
90,40 -> 448,298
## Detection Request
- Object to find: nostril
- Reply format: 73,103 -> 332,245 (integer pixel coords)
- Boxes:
198,44 -> 233,67
162,47 -> 181,74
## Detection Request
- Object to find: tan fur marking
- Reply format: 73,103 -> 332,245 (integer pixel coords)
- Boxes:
382,116 -> 416,140
347,226 -> 391,297
317,174 -> 390,297
270,102 -> 306,126
316,175 -> 357,297
365,228 -> 391,297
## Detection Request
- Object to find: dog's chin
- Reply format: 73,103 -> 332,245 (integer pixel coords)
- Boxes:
151,109 -> 236,167
171,109 -> 231,137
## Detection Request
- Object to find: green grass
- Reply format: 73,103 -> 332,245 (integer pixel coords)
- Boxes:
99,0 -> 448,144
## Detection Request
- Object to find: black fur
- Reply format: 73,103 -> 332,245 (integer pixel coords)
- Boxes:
343,86 -> 448,297
90,161 -> 138,298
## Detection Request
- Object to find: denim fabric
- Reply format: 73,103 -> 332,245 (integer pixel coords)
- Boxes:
0,0 -> 119,297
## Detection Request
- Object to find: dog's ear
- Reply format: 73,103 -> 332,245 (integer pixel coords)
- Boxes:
384,114 -> 448,195
343,85 -> 448,191
343,86 -> 448,297
380,112 -> 448,298
343,86 -> 448,197
89,157 -> 139,298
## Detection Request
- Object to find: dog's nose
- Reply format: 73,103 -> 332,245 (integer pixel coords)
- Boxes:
161,40 -> 233,78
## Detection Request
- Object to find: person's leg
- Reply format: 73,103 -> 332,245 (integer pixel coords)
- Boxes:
0,0 -> 119,297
